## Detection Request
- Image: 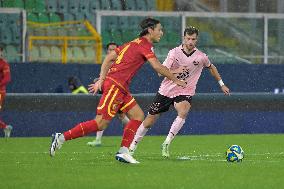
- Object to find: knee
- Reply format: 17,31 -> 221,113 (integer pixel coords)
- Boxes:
130,111 -> 144,122
95,116 -> 109,130
135,113 -> 145,122
98,123 -> 108,131
143,115 -> 156,128
176,104 -> 191,119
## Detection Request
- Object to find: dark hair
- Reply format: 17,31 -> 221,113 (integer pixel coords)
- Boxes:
68,76 -> 82,89
184,26 -> 199,36
139,18 -> 160,37
106,42 -> 118,50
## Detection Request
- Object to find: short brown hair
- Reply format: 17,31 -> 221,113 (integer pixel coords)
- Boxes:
184,26 -> 199,36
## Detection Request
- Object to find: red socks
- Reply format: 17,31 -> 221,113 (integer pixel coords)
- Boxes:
121,120 -> 142,148
64,120 -> 99,141
63,119 -> 142,147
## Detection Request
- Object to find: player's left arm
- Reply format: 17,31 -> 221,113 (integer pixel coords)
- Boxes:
208,64 -> 230,95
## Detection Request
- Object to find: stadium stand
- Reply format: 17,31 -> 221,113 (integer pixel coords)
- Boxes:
136,0 -> 147,11
89,0 -> 100,13
83,46 -> 96,62
37,12 -> 49,23
71,46 -> 85,63
50,46 -> 61,61
68,0 -> 79,14
48,12 -> 61,22
39,46 -> 51,62
46,0 -> 57,12
79,0 -> 89,13
111,0 -> 123,10
1,0 -> 283,63
6,45 -> 20,62
2,0 -> 24,8
125,0 -> 137,10
100,0 -> 111,10
29,45 -> 39,61
63,12 -> 75,21
0,0 -> 158,63
27,12 -> 38,22
57,0 -> 68,13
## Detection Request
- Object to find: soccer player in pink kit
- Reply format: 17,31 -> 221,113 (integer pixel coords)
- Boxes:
129,26 -> 230,158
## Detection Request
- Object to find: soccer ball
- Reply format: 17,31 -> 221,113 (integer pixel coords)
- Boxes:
226,145 -> 244,162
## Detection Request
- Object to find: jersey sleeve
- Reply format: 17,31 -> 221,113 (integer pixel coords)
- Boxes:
203,54 -> 211,68
140,46 -> 156,60
162,49 -> 175,69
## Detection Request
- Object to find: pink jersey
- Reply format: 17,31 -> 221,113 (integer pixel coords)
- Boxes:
158,45 -> 211,97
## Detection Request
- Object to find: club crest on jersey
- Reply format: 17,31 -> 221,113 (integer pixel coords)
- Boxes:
111,100 -> 122,113
111,103 -> 118,112
193,61 -> 199,65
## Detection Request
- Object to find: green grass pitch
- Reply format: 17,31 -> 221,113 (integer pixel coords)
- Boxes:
1,134 -> 284,189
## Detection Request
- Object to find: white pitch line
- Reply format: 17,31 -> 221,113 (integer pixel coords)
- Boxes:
0,151 -> 284,156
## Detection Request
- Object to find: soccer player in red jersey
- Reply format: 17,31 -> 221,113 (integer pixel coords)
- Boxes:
50,18 -> 186,163
87,42 -> 130,147
0,46 -> 12,137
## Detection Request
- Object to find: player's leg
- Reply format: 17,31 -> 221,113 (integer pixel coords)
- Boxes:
0,93 -> 12,138
1,119 -> 13,138
87,116 -> 106,147
129,93 -> 173,154
2,123 -> 12,138
162,96 -> 192,157
129,113 -> 160,154
117,111 -> 130,126
87,111 -> 130,147
87,130 -> 104,147
50,115 -> 109,157
118,104 -> 144,151
50,82 -> 116,157
115,99 -> 144,163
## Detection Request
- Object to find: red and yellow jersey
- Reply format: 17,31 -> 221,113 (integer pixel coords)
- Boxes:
106,37 -> 156,90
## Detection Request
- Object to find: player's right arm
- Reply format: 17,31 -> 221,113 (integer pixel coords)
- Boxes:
157,50 -> 174,77
88,50 -> 118,94
148,57 -> 186,87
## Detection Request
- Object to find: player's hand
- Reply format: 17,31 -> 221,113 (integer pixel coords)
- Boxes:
88,79 -> 103,94
221,85 -> 230,95
174,79 -> 187,87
